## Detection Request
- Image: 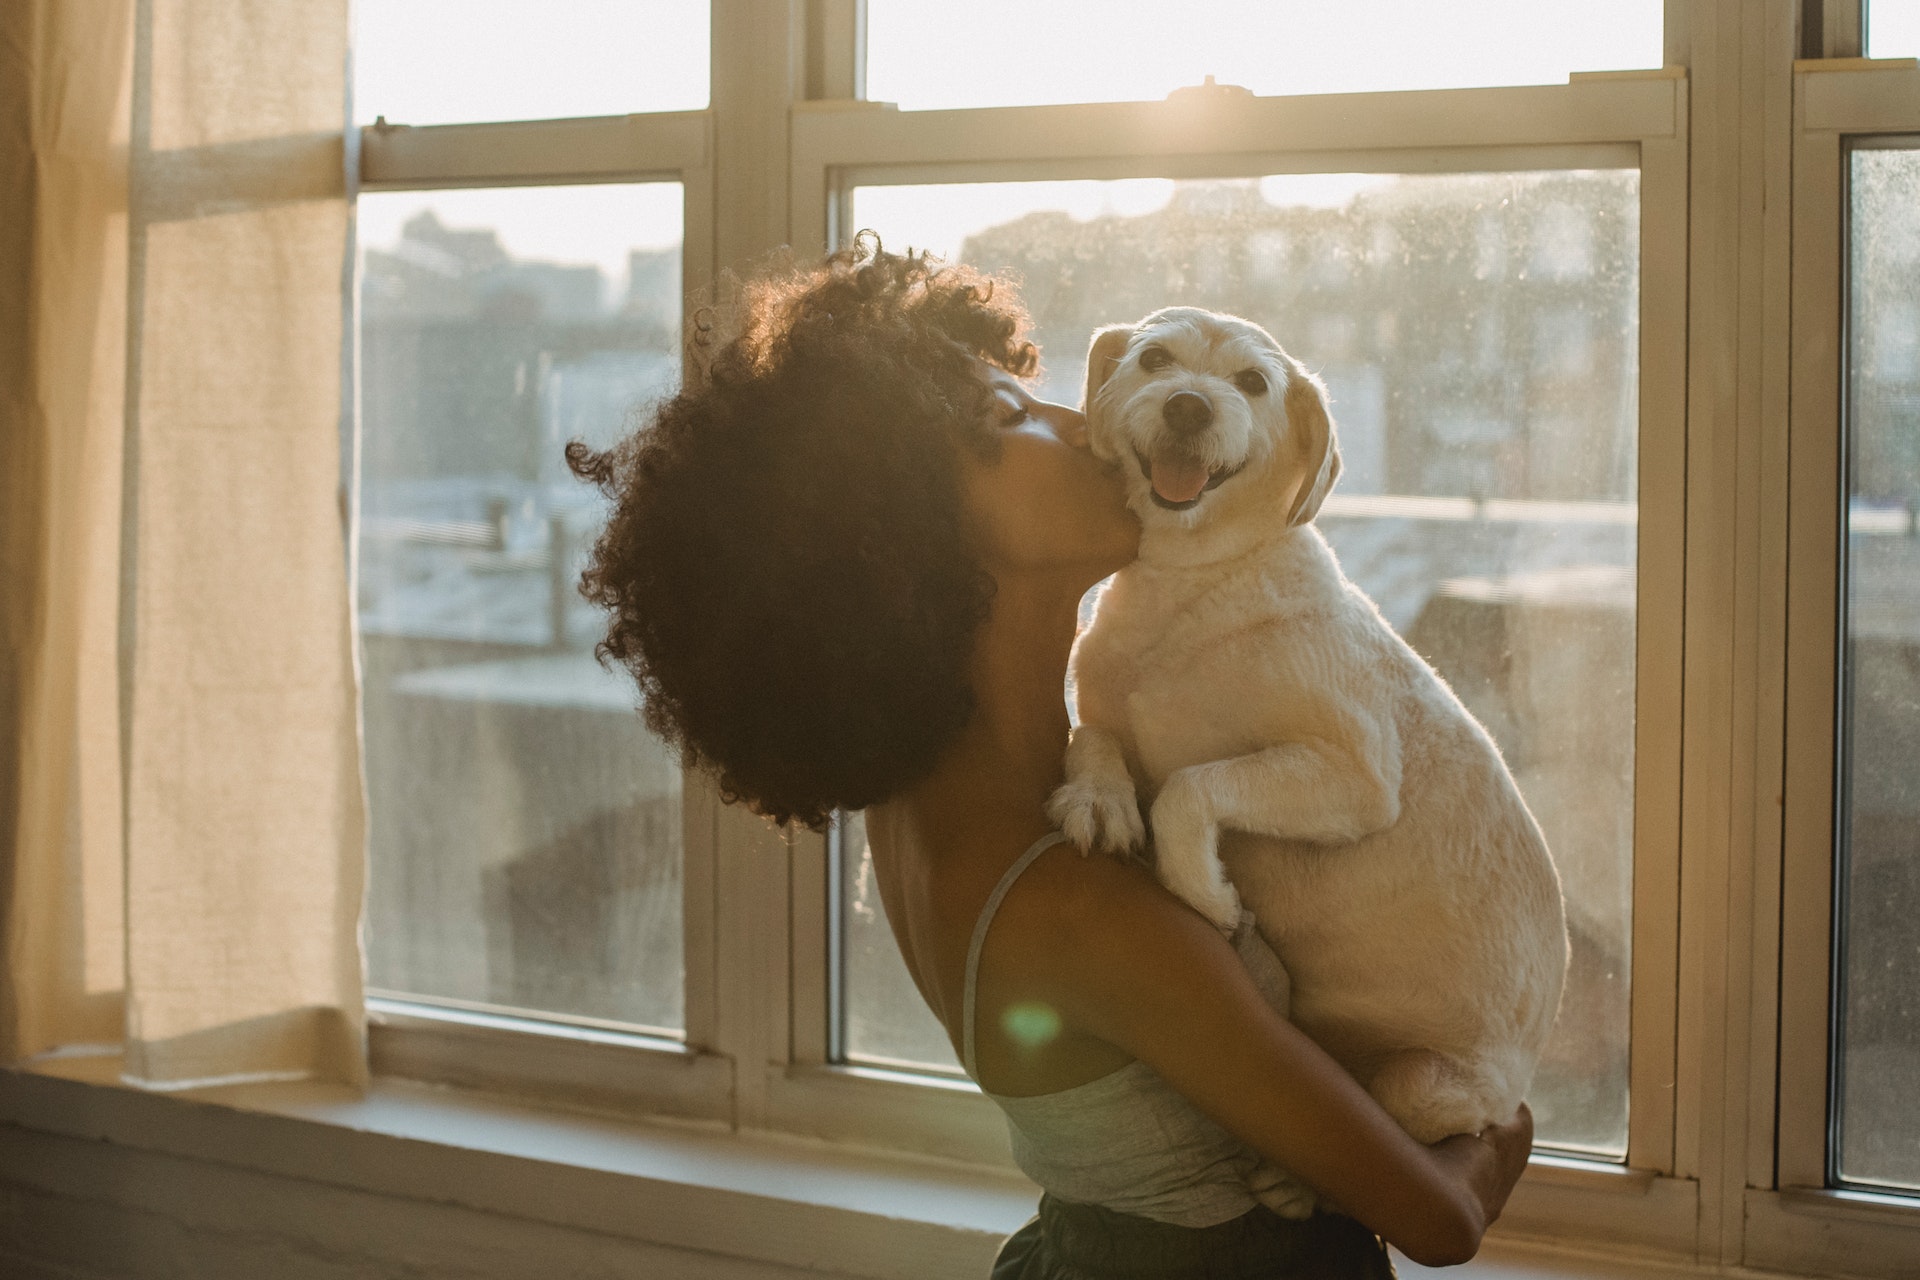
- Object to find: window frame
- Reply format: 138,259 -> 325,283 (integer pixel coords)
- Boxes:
351,106 -> 732,1124
1759,50 -> 1920,1274
776,69 -> 1694,1246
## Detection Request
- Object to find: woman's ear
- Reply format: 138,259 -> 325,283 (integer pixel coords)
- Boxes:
1283,359 -> 1342,527
1082,325 -> 1135,426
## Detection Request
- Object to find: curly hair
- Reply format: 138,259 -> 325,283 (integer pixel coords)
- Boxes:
568,235 -> 1038,830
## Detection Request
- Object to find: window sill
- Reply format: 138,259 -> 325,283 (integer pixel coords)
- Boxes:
2,1053 -> 1032,1280
1743,1184 -> 1920,1278
0,1054 -> 1832,1280
367,995 -> 736,1126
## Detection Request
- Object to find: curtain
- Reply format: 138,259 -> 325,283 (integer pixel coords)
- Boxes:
1,0 -> 366,1089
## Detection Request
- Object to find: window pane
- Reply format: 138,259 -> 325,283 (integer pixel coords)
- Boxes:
1836,145 -> 1920,1193
867,1 -> 1662,111
358,184 -> 686,1032
1867,0 -> 1920,57
840,811 -> 965,1071
352,0 -> 708,125
846,171 -> 1639,1156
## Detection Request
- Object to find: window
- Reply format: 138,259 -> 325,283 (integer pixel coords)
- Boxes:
1834,142 -> 1920,1194
338,5 -> 1920,1274
357,183 -> 687,1034
839,170 -> 1644,1157
1774,44 -> 1920,1275
349,4 -> 720,1108
789,45 -> 1694,1219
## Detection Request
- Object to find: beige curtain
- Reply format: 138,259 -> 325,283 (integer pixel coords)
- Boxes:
2,0 -> 366,1088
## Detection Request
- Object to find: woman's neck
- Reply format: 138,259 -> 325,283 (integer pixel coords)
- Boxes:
887,570 -> 1086,863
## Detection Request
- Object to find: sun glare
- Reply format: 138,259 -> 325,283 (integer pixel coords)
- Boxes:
1868,0 -> 1920,57
867,0 -> 1665,110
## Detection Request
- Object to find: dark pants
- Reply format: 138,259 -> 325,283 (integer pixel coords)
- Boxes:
992,1195 -> 1399,1280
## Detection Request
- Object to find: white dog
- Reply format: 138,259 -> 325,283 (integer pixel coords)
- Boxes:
1048,307 -> 1569,1171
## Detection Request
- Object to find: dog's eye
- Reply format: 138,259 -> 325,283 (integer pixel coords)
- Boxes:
1233,369 -> 1269,396
1138,346 -> 1173,372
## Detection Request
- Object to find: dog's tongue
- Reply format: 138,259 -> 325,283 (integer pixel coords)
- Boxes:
1150,455 -> 1213,505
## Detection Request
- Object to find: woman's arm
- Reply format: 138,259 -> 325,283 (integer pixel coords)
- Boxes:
997,847 -> 1533,1267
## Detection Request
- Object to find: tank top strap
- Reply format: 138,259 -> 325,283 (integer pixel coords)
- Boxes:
963,829 -> 1073,1080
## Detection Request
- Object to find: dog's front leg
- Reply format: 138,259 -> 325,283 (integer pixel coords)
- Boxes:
1151,732 -> 1402,930
1047,725 -> 1147,858
1147,769 -> 1242,930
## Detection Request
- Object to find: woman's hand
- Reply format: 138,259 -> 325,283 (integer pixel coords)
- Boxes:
1304,1104 -> 1533,1266
1436,1104 -> 1534,1234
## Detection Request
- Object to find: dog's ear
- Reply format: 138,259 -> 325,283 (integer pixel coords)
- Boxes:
1283,360 -> 1341,526
1082,325 -> 1134,424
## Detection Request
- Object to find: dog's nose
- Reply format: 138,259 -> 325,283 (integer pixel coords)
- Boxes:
1162,390 -> 1213,436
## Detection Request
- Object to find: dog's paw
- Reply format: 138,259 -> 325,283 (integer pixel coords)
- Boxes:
1150,777 -> 1239,932
1047,777 -> 1147,857
1248,1161 -> 1317,1220
1182,876 -> 1242,934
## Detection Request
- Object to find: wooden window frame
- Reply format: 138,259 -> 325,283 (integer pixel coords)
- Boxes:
1756,49 -> 1920,1276
352,105 -> 732,1124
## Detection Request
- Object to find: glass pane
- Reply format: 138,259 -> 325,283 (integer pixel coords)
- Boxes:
352,0 -> 708,125
847,170 -> 1639,1155
1836,145 -> 1920,1193
840,812 -> 965,1071
867,0 -> 1662,111
358,184 -> 686,1032
1868,0 -> 1920,57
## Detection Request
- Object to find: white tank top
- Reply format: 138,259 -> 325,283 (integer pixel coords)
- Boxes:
962,831 -> 1296,1228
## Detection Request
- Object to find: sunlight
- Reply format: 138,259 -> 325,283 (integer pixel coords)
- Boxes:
351,0 -> 708,126
867,0 -> 1664,110
351,3 -> 1663,291
1869,0 -> 1920,57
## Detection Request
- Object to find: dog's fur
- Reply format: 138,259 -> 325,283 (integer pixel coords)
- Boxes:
1049,308 -> 1569,1198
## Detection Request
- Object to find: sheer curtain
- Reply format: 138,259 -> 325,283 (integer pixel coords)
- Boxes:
1,0 -> 366,1088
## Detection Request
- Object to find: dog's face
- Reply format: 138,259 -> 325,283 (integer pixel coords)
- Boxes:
1082,307 -> 1340,531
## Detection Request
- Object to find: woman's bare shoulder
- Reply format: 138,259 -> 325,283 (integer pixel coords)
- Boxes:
987,842 -> 1265,1039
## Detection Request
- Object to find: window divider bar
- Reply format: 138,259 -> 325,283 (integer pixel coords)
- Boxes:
1778,89 -> 1844,1200
790,823 -> 833,1067
1778,59 -> 1920,1199
805,0 -> 866,101
1737,1 -> 1802,1200
1821,0 -> 1866,59
1626,112 -> 1690,1177
834,143 -> 1645,191
791,78 -> 1682,176
359,111 -> 710,190
1799,57 -> 1920,129
679,139 -> 720,1059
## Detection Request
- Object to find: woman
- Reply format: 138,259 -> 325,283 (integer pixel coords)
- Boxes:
570,237 -> 1532,1277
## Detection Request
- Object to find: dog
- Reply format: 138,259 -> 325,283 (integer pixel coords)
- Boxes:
1048,307 -> 1569,1202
